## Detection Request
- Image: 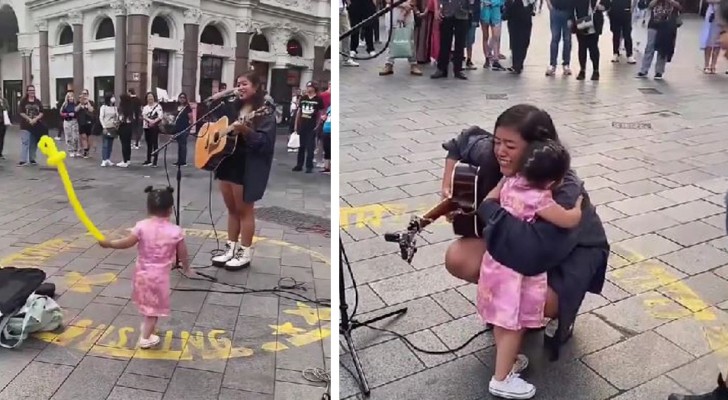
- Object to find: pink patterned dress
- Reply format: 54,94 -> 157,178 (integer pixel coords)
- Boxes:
131,217 -> 184,317
477,175 -> 555,331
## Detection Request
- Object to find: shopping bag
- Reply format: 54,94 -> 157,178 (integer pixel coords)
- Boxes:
2,110 -> 9,126
390,24 -> 414,59
288,132 -> 300,149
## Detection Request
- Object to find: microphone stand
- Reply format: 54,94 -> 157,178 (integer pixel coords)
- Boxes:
340,237 -> 408,396
152,100 -> 227,267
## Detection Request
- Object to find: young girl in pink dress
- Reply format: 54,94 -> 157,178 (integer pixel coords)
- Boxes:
99,186 -> 193,349
478,139 -> 582,399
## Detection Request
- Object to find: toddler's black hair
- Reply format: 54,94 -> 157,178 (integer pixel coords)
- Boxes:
144,186 -> 174,216
520,140 -> 571,189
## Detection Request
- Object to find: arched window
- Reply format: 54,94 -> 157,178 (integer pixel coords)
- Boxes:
286,39 -> 302,57
200,25 -> 223,46
59,25 -> 73,45
151,16 -> 170,37
95,17 -> 115,39
250,34 -> 269,52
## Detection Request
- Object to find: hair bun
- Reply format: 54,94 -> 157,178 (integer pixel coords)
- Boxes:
144,186 -> 153,193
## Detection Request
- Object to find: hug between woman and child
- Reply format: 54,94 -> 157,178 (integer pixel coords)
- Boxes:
97,186 -> 196,349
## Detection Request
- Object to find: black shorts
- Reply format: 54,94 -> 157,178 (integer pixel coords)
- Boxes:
214,149 -> 246,186
78,124 -> 92,136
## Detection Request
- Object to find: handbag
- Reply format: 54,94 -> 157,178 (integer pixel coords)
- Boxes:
390,21 -> 415,59
3,110 -> 10,126
575,0 -> 601,34
288,132 -> 300,149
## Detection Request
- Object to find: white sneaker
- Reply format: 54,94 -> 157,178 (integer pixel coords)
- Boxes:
627,56 -> 636,64
101,160 -> 111,167
349,50 -> 356,58
139,334 -> 160,349
212,240 -> 238,265
562,65 -> 572,76
545,319 -> 558,338
545,66 -> 556,76
369,51 -> 377,57
69,152 -> 76,158
343,59 -> 360,67
512,354 -> 529,374
489,373 -> 536,399
611,54 -> 620,63
116,161 -> 129,168
225,246 -> 251,270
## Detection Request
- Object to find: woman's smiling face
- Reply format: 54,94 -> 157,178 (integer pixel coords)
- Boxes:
493,126 -> 528,177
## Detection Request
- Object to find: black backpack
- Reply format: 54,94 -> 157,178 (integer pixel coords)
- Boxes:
0,267 -> 47,332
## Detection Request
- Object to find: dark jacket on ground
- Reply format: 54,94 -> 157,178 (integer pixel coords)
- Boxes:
573,0 -> 611,35
443,126 -> 610,360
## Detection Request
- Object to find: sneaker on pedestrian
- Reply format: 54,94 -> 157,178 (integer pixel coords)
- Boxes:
225,246 -> 251,271
29,160 -> 37,165
627,56 -> 636,64
349,50 -> 356,58
292,166 -> 303,172
101,159 -> 112,167
116,161 -> 129,168
563,65 -> 572,76
654,73 -> 663,80
465,59 -> 476,70
369,50 -> 377,57
379,63 -> 394,76
636,71 -> 648,78
142,161 -> 152,166
489,373 -> 536,399
17,161 -> 26,167
343,59 -> 360,67
0,154 -> 5,160
212,240 -> 238,265
491,61 -> 506,71
139,334 -> 160,349
545,66 -> 556,76
611,54 -> 620,63
410,64 -> 423,76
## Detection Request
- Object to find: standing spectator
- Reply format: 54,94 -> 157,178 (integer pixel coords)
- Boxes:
99,93 -> 119,167
142,92 -> 163,167
506,0 -> 536,74
17,85 -> 45,167
464,0 -> 481,69
341,0 -> 361,67
431,0 -> 471,79
293,81 -> 324,173
380,0 -> 425,76
128,89 -> 143,149
317,82 -> 332,168
636,0 -> 682,79
609,0 -> 637,63
116,94 -> 135,167
720,0 -> 728,53
0,95 -> 8,160
349,0 -> 378,57
481,0 -> 507,70
76,89 -> 96,159
173,93 -> 193,167
60,91 -> 80,157
545,0 -> 575,76
700,0 -> 722,73
573,0 -> 611,81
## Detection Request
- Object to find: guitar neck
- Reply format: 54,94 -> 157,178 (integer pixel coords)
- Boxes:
415,199 -> 455,231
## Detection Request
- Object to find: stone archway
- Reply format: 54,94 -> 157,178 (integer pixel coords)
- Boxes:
0,3 -> 22,119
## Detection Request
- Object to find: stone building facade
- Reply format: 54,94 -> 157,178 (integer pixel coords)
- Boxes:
0,0 -> 330,114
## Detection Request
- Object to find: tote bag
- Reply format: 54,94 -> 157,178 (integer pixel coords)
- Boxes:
390,22 -> 414,59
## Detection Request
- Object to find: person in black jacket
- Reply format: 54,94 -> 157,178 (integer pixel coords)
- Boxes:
608,0 -> 636,63
441,104 -> 609,364
573,0 -> 611,80
718,0 -> 727,53
505,0 -> 536,74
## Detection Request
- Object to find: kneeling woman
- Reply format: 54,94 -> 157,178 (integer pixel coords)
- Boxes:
211,71 -> 277,270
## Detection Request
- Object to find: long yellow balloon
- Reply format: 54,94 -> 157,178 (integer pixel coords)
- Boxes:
38,136 -> 105,241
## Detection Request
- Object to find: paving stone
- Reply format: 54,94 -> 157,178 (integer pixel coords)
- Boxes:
607,259 -> 686,295
657,185 -> 714,204
0,361 -> 73,400
583,331 -> 693,390
273,381 -> 325,400
431,313 -> 494,357
0,347 -> 40,391
593,291 -> 689,334
116,372 -> 169,393
162,368 -> 222,400
218,388 -> 273,400
613,179 -> 669,197
659,200 -> 725,224
345,284 -> 385,315
608,194 -> 676,216
223,352 -> 276,394
611,211 -> 681,236
611,376 -> 688,400
659,273 -> 728,309
430,289 -> 476,319
613,234 -> 683,261
655,307 -> 728,357
106,387 -> 163,400
51,356 -> 127,400
657,221 -> 725,247
659,244 -> 728,275
667,352 -> 728,395
369,265 -> 464,305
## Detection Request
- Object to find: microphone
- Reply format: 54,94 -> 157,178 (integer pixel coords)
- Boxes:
384,233 -> 400,242
204,89 -> 238,105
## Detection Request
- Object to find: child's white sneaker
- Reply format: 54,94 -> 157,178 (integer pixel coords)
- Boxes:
489,373 -> 536,399
139,334 -> 160,349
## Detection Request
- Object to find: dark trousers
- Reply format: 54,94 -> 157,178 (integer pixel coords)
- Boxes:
296,128 -> 317,170
349,7 -> 375,52
577,34 -> 600,71
118,123 -> 133,163
508,19 -> 533,72
0,124 -> 5,156
438,17 -> 469,73
610,12 -> 633,56
176,131 -> 188,164
144,128 -> 159,165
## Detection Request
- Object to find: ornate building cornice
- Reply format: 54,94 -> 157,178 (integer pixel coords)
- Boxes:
110,0 -> 126,16
183,8 -> 201,24
314,33 -> 329,47
67,11 -> 83,25
125,0 -> 151,16
35,19 -> 49,31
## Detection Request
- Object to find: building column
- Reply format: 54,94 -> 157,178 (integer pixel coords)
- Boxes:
37,20 -> 50,108
112,1 -> 127,97
312,33 -> 330,86
234,19 -> 252,77
68,12 -> 84,96
21,50 -> 32,90
125,0 -> 150,96
182,9 -> 200,101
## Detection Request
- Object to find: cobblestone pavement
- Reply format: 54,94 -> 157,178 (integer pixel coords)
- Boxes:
340,14 -> 728,400
0,127 -> 331,400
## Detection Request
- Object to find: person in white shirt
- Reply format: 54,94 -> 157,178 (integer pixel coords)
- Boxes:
99,93 -> 119,167
141,92 -> 163,167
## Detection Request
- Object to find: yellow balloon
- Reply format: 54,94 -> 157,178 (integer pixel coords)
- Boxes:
38,136 -> 105,241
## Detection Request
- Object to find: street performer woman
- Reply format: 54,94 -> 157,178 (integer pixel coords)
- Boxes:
208,71 -> 277,271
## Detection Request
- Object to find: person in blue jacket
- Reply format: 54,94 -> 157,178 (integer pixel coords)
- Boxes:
441,104 -> 610,362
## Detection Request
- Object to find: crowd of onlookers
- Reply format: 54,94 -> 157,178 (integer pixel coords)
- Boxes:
340,0 -> 727,81
0,80 -> 332,175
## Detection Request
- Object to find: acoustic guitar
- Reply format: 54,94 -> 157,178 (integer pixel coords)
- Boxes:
385,161 -> 499,263
194,105 -> 272,172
